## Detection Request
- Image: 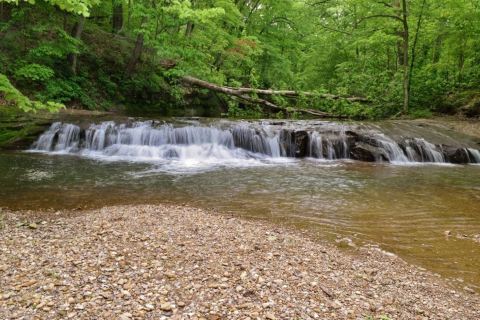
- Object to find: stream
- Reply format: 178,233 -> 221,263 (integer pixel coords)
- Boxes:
1,117 -> 479,291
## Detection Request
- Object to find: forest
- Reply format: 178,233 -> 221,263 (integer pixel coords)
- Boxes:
2,2 -> 480,319
1,0 -> 479,120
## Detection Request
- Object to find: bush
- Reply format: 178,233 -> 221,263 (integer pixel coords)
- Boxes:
39,78 -> 95,109
14,63 -> 55,81
0,73 -> 63,112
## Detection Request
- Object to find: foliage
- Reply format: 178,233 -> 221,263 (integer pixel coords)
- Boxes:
1,0 -> 98,16
0,73 -> 63,112
0,0 -> 479,118
226,100 -> 264,119
14,63 -> 54,81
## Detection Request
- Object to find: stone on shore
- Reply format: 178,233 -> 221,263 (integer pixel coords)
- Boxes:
0,205 -> 479,319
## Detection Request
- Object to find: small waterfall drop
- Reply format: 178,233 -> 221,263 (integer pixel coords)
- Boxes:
467,148 -> 480,163
374,134 -> 409,163
33,122 -> 81,152
307,130 -> 349,160
30,120 -> 480,166
404,138 -> 445,163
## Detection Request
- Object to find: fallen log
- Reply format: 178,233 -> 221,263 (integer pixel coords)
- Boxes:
233,87 -> 369,103
182,76 -> 368,102
181,76 -> 363,118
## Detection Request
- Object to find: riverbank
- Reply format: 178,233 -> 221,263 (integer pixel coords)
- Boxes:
1,205 -> 479,319
0,107 -> 121,150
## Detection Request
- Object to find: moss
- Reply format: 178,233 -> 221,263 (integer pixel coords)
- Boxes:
0,105 -> 55,149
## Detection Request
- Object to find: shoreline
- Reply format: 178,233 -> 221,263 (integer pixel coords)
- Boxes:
1,204 -> 479,319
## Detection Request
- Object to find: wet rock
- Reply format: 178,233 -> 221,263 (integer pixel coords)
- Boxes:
350,142 -> 387,162
164,149 -> 179,158
443,147 -> 471,164
354,133 -> 383,148
279,130 -> 309,157
293,130 -> 309,157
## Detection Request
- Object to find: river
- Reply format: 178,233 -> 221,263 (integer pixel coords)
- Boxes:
1,117 -> 479,291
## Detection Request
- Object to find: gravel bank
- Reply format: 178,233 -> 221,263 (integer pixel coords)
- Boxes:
1,205 -> 479,320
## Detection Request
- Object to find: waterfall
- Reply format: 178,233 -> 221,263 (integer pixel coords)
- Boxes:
307,129 -> 349,160
374,134 -> 409,163
308,132 -> 324,159
30,120 -> 480,165
33,122 -> 81,152
467,148 -> 480,163
404,138 -> 445,163
232,125 -> 280,157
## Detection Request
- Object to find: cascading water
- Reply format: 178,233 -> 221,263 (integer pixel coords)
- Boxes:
373,134 -> 410,163
31,121 -> 292,171
403,138 -> 445,163
467,148 -> 480,163
31,120 -> 480,167
307,131 -> 349,160
232,125 -> 280,157
34,122 -> 81,152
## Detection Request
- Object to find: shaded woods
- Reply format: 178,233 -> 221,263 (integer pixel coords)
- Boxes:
1,0 -> 480,119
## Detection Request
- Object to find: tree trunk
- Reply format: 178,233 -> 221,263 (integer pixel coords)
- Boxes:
127,0 -> 132,30
353,4 -> 360,59
185,21 -> 195,37
184,0 -> 195,37
408,0 -> 426,100
0,3 -> 12,22
401,0 -> 409,114
458,36 -> 467,83
432,35 -> 442,63
393,1 -> 405,66
126,32 -> 144,76
67,16 -> 86,75
112,1 -> 123,33
182,76 -> 368,118
358,1 -> 410,113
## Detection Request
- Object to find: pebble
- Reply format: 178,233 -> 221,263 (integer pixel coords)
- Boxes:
0,204 -> 479,320
119,312 -> 132,320
145,303 -> 154,311
265,312 -> 276,320
160,302 -> 173,311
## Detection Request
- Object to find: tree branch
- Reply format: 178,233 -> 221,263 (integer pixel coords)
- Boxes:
181,76 -> 368,118
358,14 -> 404,24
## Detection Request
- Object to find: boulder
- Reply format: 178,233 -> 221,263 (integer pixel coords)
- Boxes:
442,146 -> 471,164
279,129 -> 309,158
293,130 -> 309,157
350,142 -> 388,162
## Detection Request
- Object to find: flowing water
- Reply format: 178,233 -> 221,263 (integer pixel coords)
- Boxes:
1,118 -> 479,290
